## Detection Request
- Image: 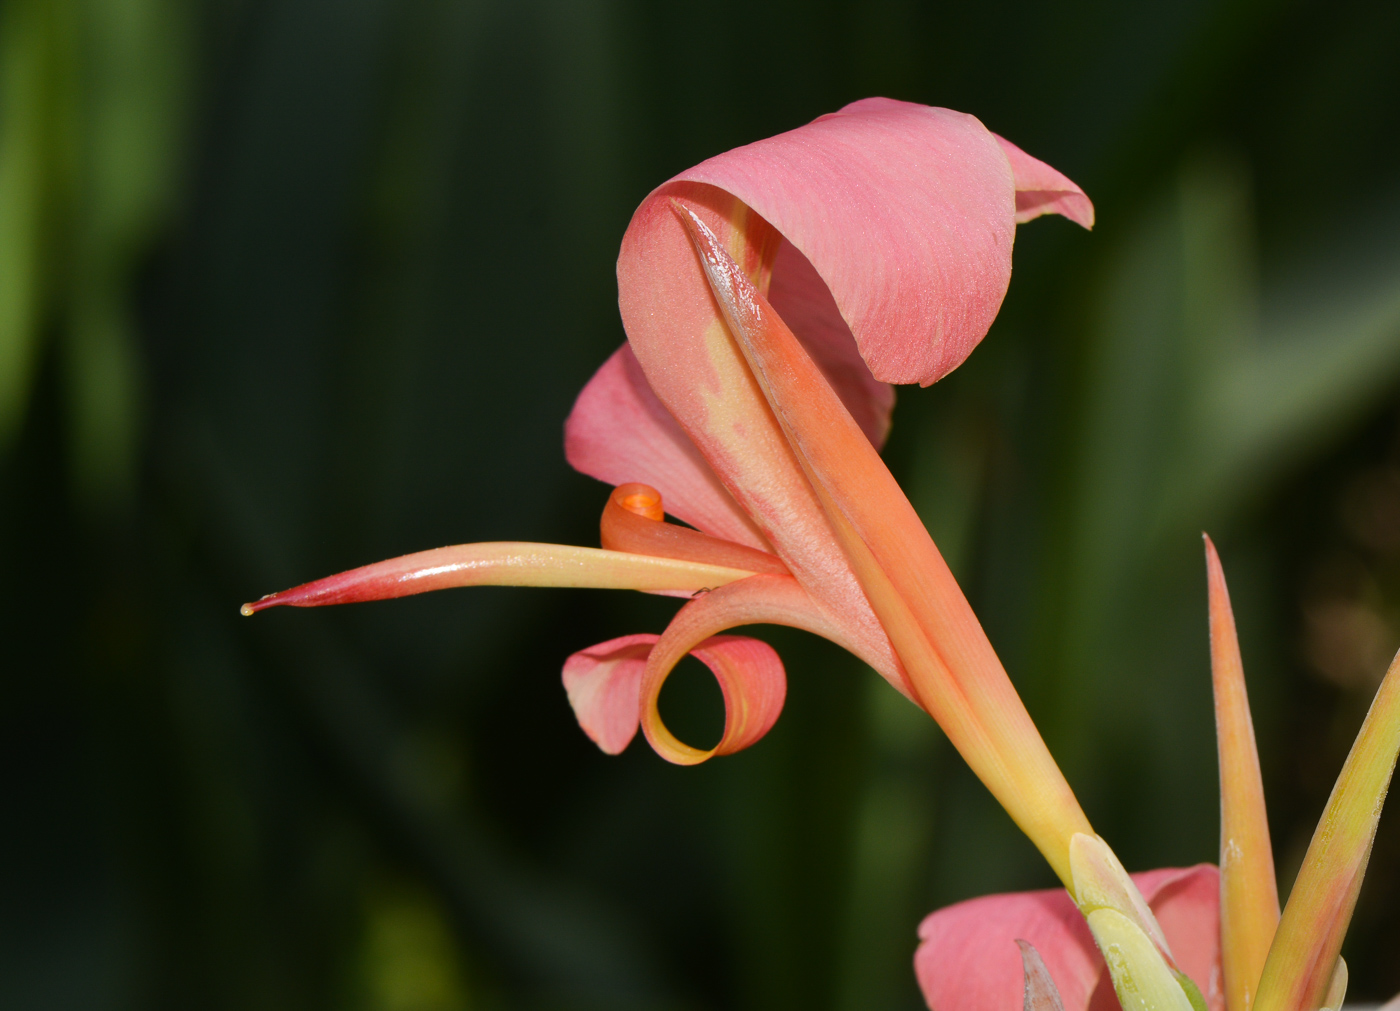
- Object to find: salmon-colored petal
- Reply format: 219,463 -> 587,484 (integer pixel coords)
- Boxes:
562,634 -> 656,755
639,573 -> 912,764
915,867 -> 1219,1011
767,238 -> 895,448
240,542 -> 759,613
916,885 -> 1101,1011
564,343 -> 770,549
994,134 -> 1095,229
667,98 -> 1023,386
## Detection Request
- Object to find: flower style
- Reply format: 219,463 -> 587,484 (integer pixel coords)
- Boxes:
913,537 -> 1400,1011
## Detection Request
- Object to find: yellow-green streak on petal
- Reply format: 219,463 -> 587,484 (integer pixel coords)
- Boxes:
1253,647 -> 1400,1011
1205,536 -> 1280,1011
241,542 -> 759,614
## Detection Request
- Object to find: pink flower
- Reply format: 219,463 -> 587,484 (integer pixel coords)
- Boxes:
243,100 -> 1097,868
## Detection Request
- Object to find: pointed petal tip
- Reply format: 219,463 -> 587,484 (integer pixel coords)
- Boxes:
1017,939 -> 1069,1011
994,134 -> 1095,231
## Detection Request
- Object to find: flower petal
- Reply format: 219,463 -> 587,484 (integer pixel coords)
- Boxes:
564,343 -> 770,548
767,238 -> 895,447
668,98 -> 1025,386
562,634 -> 656,755
994,134 -> 1095,228
639,573 -> 912,764
1205,535 -> 1279,1011
915,867 -> 1219,1011
917,885 -> 1102,1011
240,542 -> 759,613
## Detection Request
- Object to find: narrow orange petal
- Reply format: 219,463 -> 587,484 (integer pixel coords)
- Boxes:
241,542 -> 759,614
600,483 -> 790,576
1253,647 -> 1400,1011
673,204 -> 1092,882
1204,535 -> 1280,1011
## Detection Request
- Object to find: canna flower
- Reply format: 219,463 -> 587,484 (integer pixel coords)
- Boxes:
247,98 -> 1286,1009
243,98 -> 1099,872
913,537 -> 1400,1011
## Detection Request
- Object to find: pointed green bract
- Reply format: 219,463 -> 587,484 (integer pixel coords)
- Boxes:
1253,649 -> 1400,1011
1206,536 -> 1280,1011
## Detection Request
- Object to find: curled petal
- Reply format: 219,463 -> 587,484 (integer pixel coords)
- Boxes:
640,573 -> 911,765
664,98 -> 1024,385
915,866 -> 1220,1011
564,343 -> 770,548
600,483 -> 789,576
241,542 -> 758,613
994,134 -> 1095,228
562,634 -> 656,755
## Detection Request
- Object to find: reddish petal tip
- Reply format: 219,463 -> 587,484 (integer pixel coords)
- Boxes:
241,594 -> 284,615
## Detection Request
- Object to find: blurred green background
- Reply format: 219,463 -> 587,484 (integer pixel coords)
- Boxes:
3,0 -> 1400,1008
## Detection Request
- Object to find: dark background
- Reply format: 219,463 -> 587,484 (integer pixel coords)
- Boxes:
3,0 -> 1400,1007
